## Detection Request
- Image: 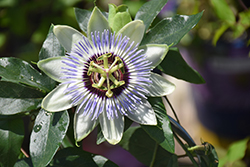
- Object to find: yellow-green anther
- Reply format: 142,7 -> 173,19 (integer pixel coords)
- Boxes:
88,61 -> 106,76
88,66 -> 102,76
109,74 -> 125,86
103,54 -> 109,69
91,61 -> 103,71
109,56 -> 120,69
106,90 -> 113,98
109,63 -> 124,74
97,76 -> 106,87
105,75 -> 113,97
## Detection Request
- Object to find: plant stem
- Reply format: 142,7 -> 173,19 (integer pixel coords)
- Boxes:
174,133 -> 199,167
164,96 -> 180,124
177,154 -> 188,158
21,148 -> 29,158
149,142 -> 158,167
238,0 -> 248,10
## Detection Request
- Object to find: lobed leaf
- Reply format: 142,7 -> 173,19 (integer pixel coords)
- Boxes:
0,116 -> 24,167
160,47 -> 205,84
135,0 -> 169,32
141,11 -> 203,46
30,109 -> 69,167
0,81 -> 44,115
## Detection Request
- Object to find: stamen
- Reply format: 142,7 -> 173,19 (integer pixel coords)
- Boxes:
105,78 -> 113,98
87,52 -> 125,97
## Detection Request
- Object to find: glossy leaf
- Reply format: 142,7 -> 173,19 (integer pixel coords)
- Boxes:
143,97 -> 175,153
49,147 -> 118,167
141,11 -> 203,46
38,24 -> 63,91
39,24 -> 65,60
160,47 -> 205,84
135,0 -> 169,32
0,57 -> 55,92
74,8 -> 91,35
0,81 -> 44,115
0,116 -> 24,167
120,126 -> 178,166
14,158 -> 33,167
30,109 -> 69,167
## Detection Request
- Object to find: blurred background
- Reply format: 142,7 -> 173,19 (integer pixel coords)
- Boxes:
1,0 -> 250,166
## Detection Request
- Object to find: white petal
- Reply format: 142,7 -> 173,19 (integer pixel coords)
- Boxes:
99,107 -> 124,145
126,98 -> 157,125
117,20 -> 145,46
42,84 -> 74,112
87,7 -> 110,38
74,106 -> 98,142
139,44 -> 169,69
144,72 -> 175,97
53,25 -> 84,52
37,57 -> 67,83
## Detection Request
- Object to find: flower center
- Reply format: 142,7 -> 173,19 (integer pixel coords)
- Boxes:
87,53 -> 125,97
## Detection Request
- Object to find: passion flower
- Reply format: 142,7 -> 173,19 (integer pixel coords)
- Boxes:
38,6 -> 175,145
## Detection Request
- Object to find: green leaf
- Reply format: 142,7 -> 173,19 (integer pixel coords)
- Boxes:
120,126 -> 178,166
210,0 -> 235,25
160,47 -> 205,84
0,0 -> 17,7
227,137 -> 249,162
0,81 -> 44,115
30,109 -> 69,167
14,158 -> 33,167
74,8 -> 91,35
38,24 -> 63,91
142,97 -> 175,153
212,23 -> 229,45
233,11 -> 250,38
0,116 -> 24,167
0,57 -> 55,92
49,147 -> 118,167
135,0 -> 169,32
141,11 -> 203,46
39,24 -> 65,60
